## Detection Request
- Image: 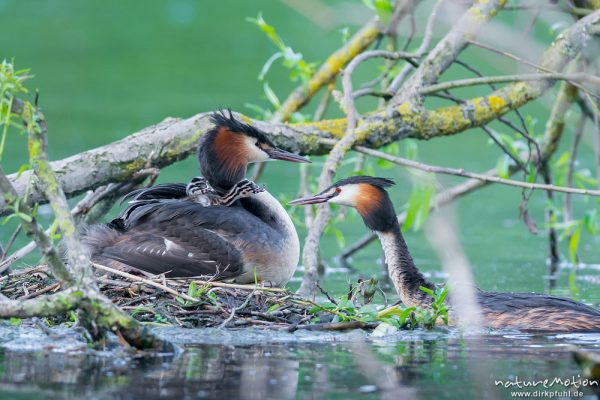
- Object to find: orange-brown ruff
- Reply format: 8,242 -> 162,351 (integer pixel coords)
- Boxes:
213,127 -> 251,174
355,183 -> 383,217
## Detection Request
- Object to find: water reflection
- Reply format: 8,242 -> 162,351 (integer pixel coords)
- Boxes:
0,330 -> 599,399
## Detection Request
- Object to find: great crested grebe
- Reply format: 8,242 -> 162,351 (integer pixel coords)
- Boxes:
289,176 -> 600,332
82,111 -> 309,286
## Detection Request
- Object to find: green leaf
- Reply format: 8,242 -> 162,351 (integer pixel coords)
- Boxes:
496,155 -> 510,179
17,164 -> 30,178
266,304 -> 280,314
583,210 -> 599,235
246,14 -> 285,51
404,140 -> 418,160
419,286 -> 434,296
574,170 -> 598,187
554,151 -> 570,168
568,270 -> 580,298
331,226 -> 345,249
17,212 -> 32,222
362,0 -> 392,21
404,182 -> 435,232
187,281 -> 197,297
258,52 -> 283,81
263,82 -> 281,109
568,225 -> 580,264
376,158 -> 394,169
526,164 -> 536,183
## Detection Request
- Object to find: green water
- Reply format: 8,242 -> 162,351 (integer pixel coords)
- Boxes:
0,326 -> 599,399
1,1 -> 599,398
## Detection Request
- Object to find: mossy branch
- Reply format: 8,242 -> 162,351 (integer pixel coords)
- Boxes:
24,103 -> 95,286
3,9 -> 599,216
0,165 -> 73,283
0,288 -> 81,318
389,0 -> 506,104
1,97 -> 174,351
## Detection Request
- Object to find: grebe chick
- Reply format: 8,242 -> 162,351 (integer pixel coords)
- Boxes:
185,177 -> 264,207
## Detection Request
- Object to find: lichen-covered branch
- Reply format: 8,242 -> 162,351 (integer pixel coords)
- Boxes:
0,165 -> 73,283
4,9 -> 599,215
25,105 -> 96,286
298,50 -> 400,298
0,288 -> 81,318
389,0 -> 506,105
358,9 -> 600,147
0,98 -> 173,351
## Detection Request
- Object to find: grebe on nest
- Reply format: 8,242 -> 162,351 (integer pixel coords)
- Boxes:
83,111 -> 309,286
290,176 -> 600,332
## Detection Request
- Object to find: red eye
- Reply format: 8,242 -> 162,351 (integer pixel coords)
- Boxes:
335,187 -> 341,193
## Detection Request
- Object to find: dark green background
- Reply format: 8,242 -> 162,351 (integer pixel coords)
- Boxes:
0,0 -> 598,301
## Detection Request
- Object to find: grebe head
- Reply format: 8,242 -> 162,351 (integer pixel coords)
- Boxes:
289,176 -> 397,231
199,110 -> 310,191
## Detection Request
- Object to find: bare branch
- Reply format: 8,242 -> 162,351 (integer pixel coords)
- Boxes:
388,0 -> 444,92
0,166 -> 73,283
419,72 -> 600,98
389,0 -> 505,104
319,138 -> 600,197
0,288 -> 80,318
298,49 -> 406,298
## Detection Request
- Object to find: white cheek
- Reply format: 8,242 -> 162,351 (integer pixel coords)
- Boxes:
244,136 -> 269,163
329,185 -> 360,207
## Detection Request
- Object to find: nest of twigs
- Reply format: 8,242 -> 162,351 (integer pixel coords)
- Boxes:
0,264 -> 378,332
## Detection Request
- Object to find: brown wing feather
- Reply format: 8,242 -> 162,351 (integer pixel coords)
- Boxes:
99,226 -> 243,278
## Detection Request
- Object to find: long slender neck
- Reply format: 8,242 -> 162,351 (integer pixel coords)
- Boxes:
375,220 -> 436,307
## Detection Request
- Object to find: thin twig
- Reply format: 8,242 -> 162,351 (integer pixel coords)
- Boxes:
299,49 -> 416,298
319,138 -> 600,197
419,72 -> 600,96
18,282 -> 60,300
388,0 -> 444,93
481,125 -> 528,173
0,225 -> 21,262
467,39 -> 597,99
91,262 -> 199,303
218,288 -> 256,329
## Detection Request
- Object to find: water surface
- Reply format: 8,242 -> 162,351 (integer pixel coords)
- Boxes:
0,326 -> 598,399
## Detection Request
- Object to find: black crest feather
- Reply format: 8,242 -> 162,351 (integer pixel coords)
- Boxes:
332,176 -> 395,189
209,110 -> 274,146
328,176 -> 397,232
198,110 -> 274,192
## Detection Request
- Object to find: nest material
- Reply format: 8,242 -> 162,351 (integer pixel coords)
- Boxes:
0,265 -> 376,331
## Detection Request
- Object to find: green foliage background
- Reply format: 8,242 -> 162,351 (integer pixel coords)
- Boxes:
0,0 -> 598,302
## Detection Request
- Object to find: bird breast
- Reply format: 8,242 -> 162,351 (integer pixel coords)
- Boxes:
225,191 -> 300,286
